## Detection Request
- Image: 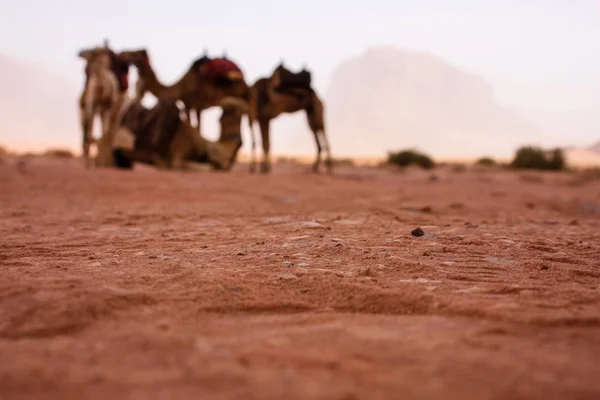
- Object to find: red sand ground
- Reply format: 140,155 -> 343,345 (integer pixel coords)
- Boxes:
1,156 -> 600,399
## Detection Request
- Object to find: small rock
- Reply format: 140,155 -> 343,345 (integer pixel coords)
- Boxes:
359,266 -> 376,277
420,206 -> 433,213
134,251 -> 145,256
569,219 -> 579,226
464,222 -> 477,229
500,239 -> 515,245
282,261 -> 293,268
443,261 -> 455,266
162,255 -> 171,261
200,245 -> 208,249
236,251 -> 245,256
280,274 -> 298,281
411,227 -> 425,237
301,221 -> 325,229
148,255 -> 158,259
423,251 -> 432,256
288,235 -> 309,241
297,262 -> 311,267
331,238 -> 344,242
540,265 -> 549,270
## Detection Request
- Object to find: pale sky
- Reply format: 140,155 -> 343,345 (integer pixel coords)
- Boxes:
1,0 -> 598,154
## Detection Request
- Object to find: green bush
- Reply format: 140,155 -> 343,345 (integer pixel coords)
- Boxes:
387,149 -> 435,169
475,157 -> 497,166
510,146 -> 566,171
44,148 -> 75,158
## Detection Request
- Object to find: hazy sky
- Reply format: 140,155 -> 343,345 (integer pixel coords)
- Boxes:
1,0 -> 598,153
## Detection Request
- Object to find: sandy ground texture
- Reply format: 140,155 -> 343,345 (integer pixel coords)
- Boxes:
1,156 -> 600,400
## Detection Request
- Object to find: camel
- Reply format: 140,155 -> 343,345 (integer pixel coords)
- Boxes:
248,62 -> 332,174
112,97 -> 248,172
78,40 -> 130,168
118,49 -> 251,136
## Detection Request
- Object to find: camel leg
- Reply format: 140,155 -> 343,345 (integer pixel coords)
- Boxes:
317,128 -> 333,174
248,119 -> 257,173
195,109 -> 202,134
80,104 -> 93,169
96,108 -> 117,168
259,119 -> 271,174
306,112 -> 323,173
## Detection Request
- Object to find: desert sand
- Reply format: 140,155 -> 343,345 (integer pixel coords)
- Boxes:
1,156 -> 600,399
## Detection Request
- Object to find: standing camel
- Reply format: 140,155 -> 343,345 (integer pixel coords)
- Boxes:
248,63 -> 332,174
78,41 -> 130,168
118,49 -> 250,136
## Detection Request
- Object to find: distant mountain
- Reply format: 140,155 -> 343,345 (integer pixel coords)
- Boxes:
589,141 -> 600,154
325,47 -> 543,158
0,54 -> 81,152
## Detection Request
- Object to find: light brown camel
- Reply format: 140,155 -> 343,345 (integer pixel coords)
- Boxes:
112,96 -> 248,172
78,41 -> 130,168
118,49 -> 251,136
248,63 -> 332,174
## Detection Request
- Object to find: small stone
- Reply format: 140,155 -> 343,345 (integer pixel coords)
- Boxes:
301,221 -> 324,229
420,206 -> 433,213
134,251 -> 145,256
464,222 -> 477,229
162,255 -> 171,261
331,238 -> 344,242
148,255 -> 158,259
443,261 -> 455,265
200,245 -> 208,249
280,274 -> 298,280
359,266 -> 376,277
297,262 -> 310,267
411,227 -> 425,237
423,251 -> 432,256
282,261 -> 293,268
236,251 -> 245,256
288,235 -> 309,241
540,265 -> 549,270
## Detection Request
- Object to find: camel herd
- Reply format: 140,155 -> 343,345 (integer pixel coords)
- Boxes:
78,40 -> 332,173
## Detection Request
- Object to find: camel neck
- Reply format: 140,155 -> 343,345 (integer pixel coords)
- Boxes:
137,62 -> 181,100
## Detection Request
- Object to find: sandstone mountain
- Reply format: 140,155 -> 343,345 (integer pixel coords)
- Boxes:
0,54 -> 80,152
325,47 -> 543,159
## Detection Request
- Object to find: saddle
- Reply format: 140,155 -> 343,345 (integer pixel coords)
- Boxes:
271,64 -> 312,93
191,55 -> 244,84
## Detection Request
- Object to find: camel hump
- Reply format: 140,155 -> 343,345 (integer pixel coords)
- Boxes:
272,64 -> 312,92
195,57 -> 244,82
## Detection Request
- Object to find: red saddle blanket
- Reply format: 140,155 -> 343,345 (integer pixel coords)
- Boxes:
198,58 -> 243,81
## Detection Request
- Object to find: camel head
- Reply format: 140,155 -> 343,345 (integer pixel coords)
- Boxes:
118,49 -> 150,68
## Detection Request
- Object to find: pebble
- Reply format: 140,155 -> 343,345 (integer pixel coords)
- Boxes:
149,255 -> 158,259
162,255 -> 171,261
411,227 -> 425,237
280,274 -> 298,280
134,251 -> 145,256
297,262 -> 311,267
301,221 -> 325,229
331,238 -> 344,242
236,251 -> 245,256
282,261 -> 293,268
423,251 -> 432,256
359,266 -> 376,277
288,235 -> 309,241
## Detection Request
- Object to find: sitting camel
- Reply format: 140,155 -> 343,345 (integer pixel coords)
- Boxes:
112,97 -> 248,171
248,62 -> 332,174
77,40 -> 130,168
118,49 -> 251,136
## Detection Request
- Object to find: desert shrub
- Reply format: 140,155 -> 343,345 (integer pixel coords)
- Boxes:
44,148 -> 75,159
387,149 -> 435,169
476,157 -> 497,166
331,158 -> 355,167
510,146 -> 567,171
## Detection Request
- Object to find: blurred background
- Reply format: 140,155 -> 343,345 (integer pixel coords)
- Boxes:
0,0 -> 598,162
